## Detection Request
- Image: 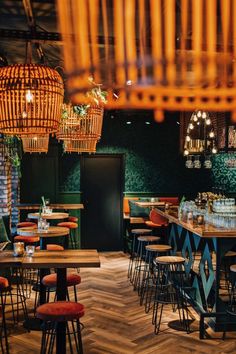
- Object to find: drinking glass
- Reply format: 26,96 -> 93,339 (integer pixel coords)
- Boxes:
185,155 -> 193,168
204,156 -> 212,169
26,245 -> 35,257
193,155 -> 201,168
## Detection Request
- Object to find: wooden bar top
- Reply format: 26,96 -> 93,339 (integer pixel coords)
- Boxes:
155,206 -> 236,238
16,204 -> 84,210
0,250 -> 100,269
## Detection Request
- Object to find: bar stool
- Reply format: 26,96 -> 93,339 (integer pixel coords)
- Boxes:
68,216 -> 78,223
36,301 -> 84,354
17,221 -> 37,228
140,244 -> 172,311
36,244 -> 64,251
127,229 -> 152,281
57,222 -> 78,249
42,273 -> 81,302
0,277 -> 10,354
132,236 -> 160,292
152,255 -> 190,334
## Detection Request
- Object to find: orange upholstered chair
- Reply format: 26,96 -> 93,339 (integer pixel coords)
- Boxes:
57,221 -> 78,249
145,209 -> 168,228
159,197 -> 179,206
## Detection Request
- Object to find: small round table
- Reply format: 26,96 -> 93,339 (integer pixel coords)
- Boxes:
17,226 -> 70,250
27,212 -> 69,220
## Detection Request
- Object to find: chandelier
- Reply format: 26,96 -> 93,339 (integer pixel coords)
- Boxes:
21,135 -> 49,153
0,64 -> 64,135
57,0 -> 236,122
183,110 -> 217,169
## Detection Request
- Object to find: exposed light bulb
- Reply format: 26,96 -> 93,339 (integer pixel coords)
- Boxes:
189,123 -> 194,130
206,118 -> 211,125
126,121 -> 132,125
197,121 -> 200,125
22,111 -> 27,119
193,115 -> 198,122
33,137 -> 38,141
209,131 -> 215,138
186,135 -> 191,142
26,89 -> 33,103
202,112 -> 207,119
145,121 -> 151,125
212,147 -> 217,154
197,111 -> 201,117
126,80 -> 132,86
184,149 -> 189,156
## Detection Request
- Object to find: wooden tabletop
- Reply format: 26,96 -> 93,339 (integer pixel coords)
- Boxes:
135,201 -> 166,207
17,226 -> 69,238
28,212 -> 69,220
0,250 -> 100,269
16,204 -> 84,210
155,206 -> 236,238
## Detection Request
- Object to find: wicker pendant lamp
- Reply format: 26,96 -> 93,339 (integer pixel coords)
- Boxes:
0,64 -> 64,135
57,103 -> 104,141
57,0 -> 236,122
63,139 -> 97,153
21,134 -> 49,154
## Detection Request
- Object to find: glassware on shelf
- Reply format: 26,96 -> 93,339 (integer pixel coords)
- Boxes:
204,156 -> 212,169
193,155 -> 201,168
185,155 -> 193,168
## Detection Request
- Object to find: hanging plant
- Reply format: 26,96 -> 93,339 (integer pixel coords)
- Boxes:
2,135 -> 22,177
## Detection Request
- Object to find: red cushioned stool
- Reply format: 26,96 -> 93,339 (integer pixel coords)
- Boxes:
36,301 -> 84,354
68,216 -> 78,223
0,277 -> 9,353
42,273 -> 81,302
57,222 -> 78,249
14,235 -> 39,244
17,221 -> 37,228
36,244 -> 64,251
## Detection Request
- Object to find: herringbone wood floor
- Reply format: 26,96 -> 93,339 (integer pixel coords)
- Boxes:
5,252 -> 236,353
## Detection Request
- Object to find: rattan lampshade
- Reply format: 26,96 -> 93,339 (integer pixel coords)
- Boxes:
57,103 -> 104,141
63,139 -> 97,153
0,64 -> 64,134
57,0 -> 236,121
21,134 -> 49,153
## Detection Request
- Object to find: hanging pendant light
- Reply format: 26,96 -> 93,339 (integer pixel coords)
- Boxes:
63,139 -> 97,153
0,64 -> 64,135
21,134 -> 49,153
57,0 -> 236,122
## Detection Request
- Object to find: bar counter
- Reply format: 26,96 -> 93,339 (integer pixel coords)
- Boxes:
155,206 -> 236,338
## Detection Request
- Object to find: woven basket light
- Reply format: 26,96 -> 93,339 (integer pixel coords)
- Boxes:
57,0 -> 236,121
21,135 -> 49,153
57,103 -> 104,141
0,64 -> 64,134
63,139 -> 97,153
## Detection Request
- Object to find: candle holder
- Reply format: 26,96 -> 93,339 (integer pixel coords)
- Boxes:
13,242 -> 24,257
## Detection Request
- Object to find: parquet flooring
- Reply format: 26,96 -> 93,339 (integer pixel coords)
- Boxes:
5,252 -> 236,353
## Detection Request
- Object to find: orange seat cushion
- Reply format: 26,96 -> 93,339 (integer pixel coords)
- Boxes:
68,216 -> 78,223
17,221 -> 37,228
147,209 -> 168,227
36,244 -> 64,251
159,197 -> 179,206
123,197 -> 139,214
36,301 -> 84,322
42,273 -> 81,287
57,222 -> 78,229
14,235 -> 39,243
0,277 -> 9,290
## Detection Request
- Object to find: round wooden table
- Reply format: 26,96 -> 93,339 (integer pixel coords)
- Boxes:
17,226 -> 70,250
27,212 -> 69,220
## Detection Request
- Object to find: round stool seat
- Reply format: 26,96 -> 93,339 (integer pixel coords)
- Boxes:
225,251 -> 236,257
137,236 -> 160,242
68,216 -> 78,223
36,301 -> 84,322
58,222 -> 78,229
146,244 -> 172,252
36,244 -> 64,251
14,235 -> 39,243
131,229 -> 152,235
230,264 -> 236,272
145,220 -> 168,228
17,221 -> 37,228
156,255 -> 185,265
0,277 -> 9,290
42,273 -> 81,288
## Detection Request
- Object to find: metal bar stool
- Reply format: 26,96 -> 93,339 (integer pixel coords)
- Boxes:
152,255 -> 190,335
0,277 -> 10,354
132,236 -> 160,292
127,229 -> 152,282
36,301 -> 84,354
140,244 -> 172,312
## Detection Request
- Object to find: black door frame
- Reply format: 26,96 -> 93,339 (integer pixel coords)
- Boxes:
80,153 -> 125,250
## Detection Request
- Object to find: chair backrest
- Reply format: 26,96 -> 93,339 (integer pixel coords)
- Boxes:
159,197 -> 179,206
123,197 -> 139,214
0,216 -> 11,242
149,209 -> 168,226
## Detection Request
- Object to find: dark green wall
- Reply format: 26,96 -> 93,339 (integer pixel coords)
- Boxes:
59,111 -> 214,198
212,153 -> 236,193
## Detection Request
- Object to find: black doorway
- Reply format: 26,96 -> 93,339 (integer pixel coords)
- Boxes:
80,154 -> 124,251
